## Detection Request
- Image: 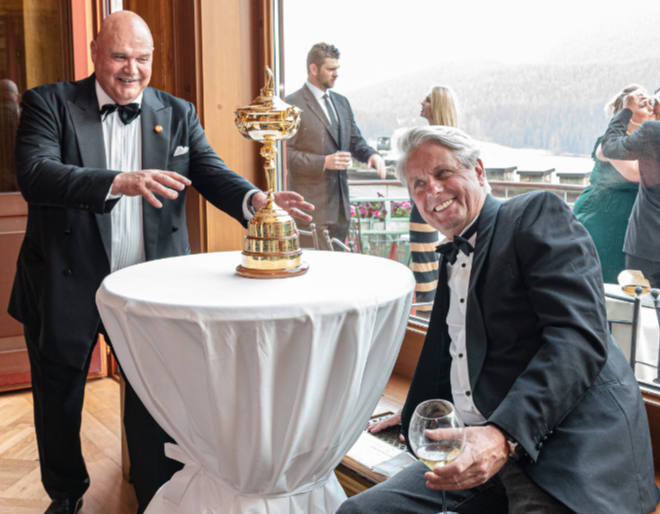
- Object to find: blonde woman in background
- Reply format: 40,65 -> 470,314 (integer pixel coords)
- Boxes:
409,85 -> 458,314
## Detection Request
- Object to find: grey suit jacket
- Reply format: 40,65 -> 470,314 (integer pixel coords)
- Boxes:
9,75 -> 256,369
402,192 -> 657,513
601,108 -> 660,261
285,85 -> 376,227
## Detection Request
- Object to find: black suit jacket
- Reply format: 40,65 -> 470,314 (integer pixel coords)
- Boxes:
601,108 -> 660,261
9,75 -> 256,369
402,192 -> 657,513
285,85 -> 376,227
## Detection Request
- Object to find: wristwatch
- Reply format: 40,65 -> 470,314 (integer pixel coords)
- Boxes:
505,437 -> 526,461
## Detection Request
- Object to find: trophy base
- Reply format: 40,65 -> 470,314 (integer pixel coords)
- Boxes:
236,262 -> 309,279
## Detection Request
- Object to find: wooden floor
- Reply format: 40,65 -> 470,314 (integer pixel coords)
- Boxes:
0,378 -> 137,514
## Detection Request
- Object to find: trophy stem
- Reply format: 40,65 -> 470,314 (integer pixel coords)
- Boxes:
260,138 -> 277,210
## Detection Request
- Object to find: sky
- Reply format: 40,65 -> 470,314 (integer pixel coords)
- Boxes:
282,0 -> 660,94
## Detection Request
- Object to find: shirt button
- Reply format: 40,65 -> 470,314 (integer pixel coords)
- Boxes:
460,298 -> 465,303
461,263 -> 466,268
465,391 -> 471,397
458,353 -> 464,358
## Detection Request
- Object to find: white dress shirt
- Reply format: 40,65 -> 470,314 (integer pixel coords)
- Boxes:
305,81 -> 339,125
96,81 -> 257,272
96,81 -> 145,272
445,218 -> 486,426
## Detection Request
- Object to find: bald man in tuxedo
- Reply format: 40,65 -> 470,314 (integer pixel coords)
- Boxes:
9,11 -> 311,514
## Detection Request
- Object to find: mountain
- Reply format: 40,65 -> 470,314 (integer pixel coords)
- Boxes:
345,21 -> 660,158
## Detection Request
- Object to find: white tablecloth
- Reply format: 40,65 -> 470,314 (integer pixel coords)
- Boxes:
96,250 -> 414,513
604,283 -> 660,384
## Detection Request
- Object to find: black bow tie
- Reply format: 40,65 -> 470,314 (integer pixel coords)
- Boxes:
436,222 -> 478,265
99,103 -> 141,124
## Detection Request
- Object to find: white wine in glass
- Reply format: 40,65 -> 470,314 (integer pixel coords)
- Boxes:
408,399 -> 465,514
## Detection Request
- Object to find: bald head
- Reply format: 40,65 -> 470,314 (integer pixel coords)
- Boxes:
91,10 -> 154,104
96,11 -> 153,48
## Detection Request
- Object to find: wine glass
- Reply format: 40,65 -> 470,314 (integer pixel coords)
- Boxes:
408,399 -> 465,514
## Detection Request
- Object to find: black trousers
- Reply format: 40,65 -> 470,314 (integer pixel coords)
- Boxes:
122,373 -> 183,513
25,326 -> 91,501
337,460 -> 574,514
25,326 -> 182,512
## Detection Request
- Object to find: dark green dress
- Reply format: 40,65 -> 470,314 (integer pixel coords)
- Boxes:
573,136 -> 638,283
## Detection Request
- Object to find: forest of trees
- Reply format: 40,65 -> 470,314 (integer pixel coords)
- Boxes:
348,48 -> 660,157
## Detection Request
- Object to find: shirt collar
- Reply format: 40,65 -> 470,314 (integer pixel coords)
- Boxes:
95,80 -> 143,110
305,81 -> 330,101
460,215 -> 479,238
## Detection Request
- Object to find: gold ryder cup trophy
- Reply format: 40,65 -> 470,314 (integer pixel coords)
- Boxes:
234,67 -> 308,278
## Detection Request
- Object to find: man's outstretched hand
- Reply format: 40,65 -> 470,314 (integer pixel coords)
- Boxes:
253,191 -> 315,223
111,169 -> 191,208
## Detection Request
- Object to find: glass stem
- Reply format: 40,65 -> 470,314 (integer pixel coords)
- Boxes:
442,490 -> 448,514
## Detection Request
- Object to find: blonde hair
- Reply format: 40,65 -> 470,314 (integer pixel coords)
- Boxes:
428,86 -> 459,127
605,84 -> 644,117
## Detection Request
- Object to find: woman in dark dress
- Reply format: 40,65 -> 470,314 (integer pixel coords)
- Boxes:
573,84 -> 651,283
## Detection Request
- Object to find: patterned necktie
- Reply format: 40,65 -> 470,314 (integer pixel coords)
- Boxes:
99,103 -> 141,125
436,220 -> 478,265
323,93 -> 338,127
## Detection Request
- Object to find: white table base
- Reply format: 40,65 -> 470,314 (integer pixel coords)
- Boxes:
97,251 -> 414,513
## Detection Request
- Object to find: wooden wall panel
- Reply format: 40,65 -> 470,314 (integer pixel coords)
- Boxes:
123,0 -> 267,254
22,0 -> 73,88
122,0 -> 175,93
198,0 -> 265,252
70,0 -> 96,79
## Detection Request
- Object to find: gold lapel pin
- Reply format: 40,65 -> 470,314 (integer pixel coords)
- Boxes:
154,124 -> 163,133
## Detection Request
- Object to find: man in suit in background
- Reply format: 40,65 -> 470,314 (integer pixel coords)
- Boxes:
338,126 -> 657,513
9,11 -> 312,514
286,42 -> 385,249
601,89 -> 660,287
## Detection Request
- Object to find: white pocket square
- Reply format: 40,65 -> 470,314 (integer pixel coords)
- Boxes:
173,146 -> 189,157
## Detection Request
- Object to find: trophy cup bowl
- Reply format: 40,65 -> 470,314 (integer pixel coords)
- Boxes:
234,67 -> 308,278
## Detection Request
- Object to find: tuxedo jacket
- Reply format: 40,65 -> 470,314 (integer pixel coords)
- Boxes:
401,192 -> 657,513
9,75 -> 256,369
285,85 -> 376,228
601,108 -> 660,261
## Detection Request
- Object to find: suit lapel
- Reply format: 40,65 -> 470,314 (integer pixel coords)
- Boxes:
466,195 -> 502,393
139,87 -> 171,261
330,91 -> 348,148
69,76 -> 112,262
303,86 -> 339,147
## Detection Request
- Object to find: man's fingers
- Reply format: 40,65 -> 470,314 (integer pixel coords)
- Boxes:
274,192 -> 315,212
143,190 -> 163,209
147,170 -> 190,191
144,177 -> 180,201
296,200 -> 315,212
289,207 -> 313,222
157,170 -> 191,188
426,427 -> 463,442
